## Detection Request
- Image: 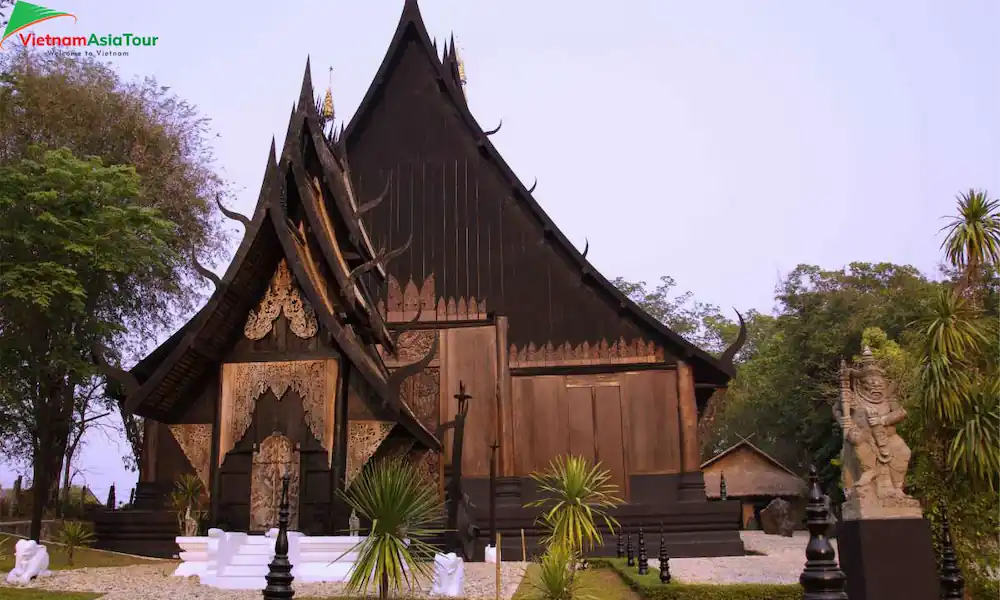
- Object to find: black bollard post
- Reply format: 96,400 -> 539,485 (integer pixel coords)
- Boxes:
658,525 -> 671,584
106,484 -> 116,511
262,473 -> 295,599
939,508 -> 964,600
799,465 -> 847,600
626,532 -> 635,567
128,487 -> 135,509
616,532 -> 624,559
637,527 -> 649,575
719,472 -> 728,501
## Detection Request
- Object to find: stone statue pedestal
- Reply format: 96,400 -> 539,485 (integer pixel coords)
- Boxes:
841,497 -> 922,521
837,518 -> 936,600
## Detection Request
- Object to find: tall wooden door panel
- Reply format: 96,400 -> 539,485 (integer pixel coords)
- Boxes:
441,326 -> 499,477
566,386 -> 595,462
622,371 -> 681,474
593,385 -> 628,500
511,376 -> 568,475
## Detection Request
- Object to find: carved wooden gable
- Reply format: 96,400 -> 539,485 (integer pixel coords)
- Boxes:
244,259 -> 319,341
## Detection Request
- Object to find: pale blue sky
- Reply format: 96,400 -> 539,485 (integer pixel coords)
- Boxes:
2,0 -> 997,500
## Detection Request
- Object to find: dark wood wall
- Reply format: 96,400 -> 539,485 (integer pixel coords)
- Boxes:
346,30 -> 665,352
509,370 -> 682,501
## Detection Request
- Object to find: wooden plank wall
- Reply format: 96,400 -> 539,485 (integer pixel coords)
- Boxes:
510,370 -> 682,500
440,325 -> 499,477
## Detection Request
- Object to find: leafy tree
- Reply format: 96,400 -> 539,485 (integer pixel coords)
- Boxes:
703,262 -> 937,493
0,147 -> 183,540
0,48 -> 230,471
611,275 -> 756,358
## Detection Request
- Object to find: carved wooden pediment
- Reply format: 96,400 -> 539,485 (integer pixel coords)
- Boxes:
223,360 -> 327,452
244,259 -> 319,340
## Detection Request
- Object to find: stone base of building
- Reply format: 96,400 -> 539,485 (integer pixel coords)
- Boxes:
837,518 -> 937,600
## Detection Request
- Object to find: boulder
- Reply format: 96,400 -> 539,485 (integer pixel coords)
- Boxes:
760,498 -> 795,537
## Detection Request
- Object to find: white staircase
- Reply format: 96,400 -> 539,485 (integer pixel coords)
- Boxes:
183,529 -> 363,590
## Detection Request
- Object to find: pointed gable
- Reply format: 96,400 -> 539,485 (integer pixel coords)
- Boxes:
120,76 -> 440,449
343,0 -> 735,387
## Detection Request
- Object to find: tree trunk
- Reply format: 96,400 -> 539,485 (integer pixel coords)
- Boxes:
30,379 -> 75,541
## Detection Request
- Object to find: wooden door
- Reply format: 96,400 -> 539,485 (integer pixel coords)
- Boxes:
440,326 -> 500,477
592,385 -> 628,500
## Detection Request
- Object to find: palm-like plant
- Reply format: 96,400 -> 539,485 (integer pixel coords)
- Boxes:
337,456 -> 443,600
529,544 -> 590,600
526,456 -> 623,555
170,474 -> 204,533
916,190 -> 1000,492
57,520 -> 95,566
940,189 -> 1000,294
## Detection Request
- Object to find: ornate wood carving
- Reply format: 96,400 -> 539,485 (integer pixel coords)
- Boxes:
402,368 -> 440,431
395,330 -> 437,362
508,337 -> 665,368
346,421 -> 394,486
379,274 -> 488,323
412,449 -> 441,495
250,433 -> 300,531
244,259 -> 319,340
228,360 -> 329,458
168,424 -> 213,491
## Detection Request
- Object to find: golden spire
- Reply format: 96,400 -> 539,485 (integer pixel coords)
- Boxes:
454,39 -> 467,88
321,66 -> 334,122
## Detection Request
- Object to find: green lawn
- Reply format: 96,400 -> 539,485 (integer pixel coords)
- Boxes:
514,564 -> 640,600
0,534 -> 165,571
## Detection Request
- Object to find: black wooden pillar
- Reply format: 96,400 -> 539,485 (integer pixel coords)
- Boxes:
329,361 -> 351,533
262,473 -> 294,599
489,440 -> 499,547
799,465 -> 847,600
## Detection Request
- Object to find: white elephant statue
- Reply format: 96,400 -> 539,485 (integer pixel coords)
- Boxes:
430,552 -> 464,597
5,539 -> 52,585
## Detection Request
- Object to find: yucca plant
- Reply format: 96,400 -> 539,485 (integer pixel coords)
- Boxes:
336,456 -> 443,600
171,474 -> 204,534
528,544 -> 593,600
57,521 -> 95,566
526,455 -> 623,555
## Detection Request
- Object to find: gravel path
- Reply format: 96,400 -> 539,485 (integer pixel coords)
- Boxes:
0,561 -> 530,600
0,531 -> 821,596
653,531 -> 831,585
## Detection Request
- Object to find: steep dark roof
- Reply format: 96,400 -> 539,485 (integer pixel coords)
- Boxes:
120,77 -> 439,450
342,0 -> 737,387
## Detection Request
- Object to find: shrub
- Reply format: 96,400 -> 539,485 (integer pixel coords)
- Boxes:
57,521 -> 96,566
593,558 -> 803,600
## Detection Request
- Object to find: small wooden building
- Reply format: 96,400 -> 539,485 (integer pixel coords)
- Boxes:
701,441 -> 807,529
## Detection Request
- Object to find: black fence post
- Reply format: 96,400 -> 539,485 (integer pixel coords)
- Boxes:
626,532 -> 635,567
799,465 -> 847,600
658,525 -> 671,584
637,527 -> 649,575
939,508 -> 964,600
616,532 -> 624,559
262,474 -> 295,599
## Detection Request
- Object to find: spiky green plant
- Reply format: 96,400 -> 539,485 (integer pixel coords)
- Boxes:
336,456 -> 443,600
171,473 -> 204,533
528,544 -> 592,600
526,455 -> 623,555
57,520 -> 95,566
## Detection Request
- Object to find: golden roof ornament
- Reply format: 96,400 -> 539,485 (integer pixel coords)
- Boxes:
321,66 -> 335,122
